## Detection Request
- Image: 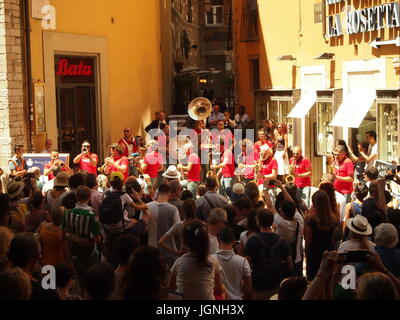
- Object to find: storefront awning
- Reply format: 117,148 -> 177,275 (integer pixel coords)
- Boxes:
329,91 -> 376,128
287,91 -> 317,118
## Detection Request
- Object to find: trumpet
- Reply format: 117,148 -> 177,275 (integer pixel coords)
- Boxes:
98,154 -> 113,174
285,165 -> 296,184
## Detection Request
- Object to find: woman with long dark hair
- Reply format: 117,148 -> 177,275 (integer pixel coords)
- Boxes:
304,190 -> 342,280
121,246 -> 168,300
319,183 -> 340,220
168,221 -> 225,300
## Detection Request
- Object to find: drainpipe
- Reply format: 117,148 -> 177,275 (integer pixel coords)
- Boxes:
21,0 -> 34,152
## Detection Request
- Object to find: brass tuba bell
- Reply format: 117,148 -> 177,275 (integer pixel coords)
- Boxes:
188,97 -> 213,121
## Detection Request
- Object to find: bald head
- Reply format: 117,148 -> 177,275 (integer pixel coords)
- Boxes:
124,128 -> 133,139
293,146 -> 302,160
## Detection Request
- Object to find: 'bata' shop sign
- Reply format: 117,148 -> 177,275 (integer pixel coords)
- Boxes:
326,1 -> 400,38
56,58 -> 93,76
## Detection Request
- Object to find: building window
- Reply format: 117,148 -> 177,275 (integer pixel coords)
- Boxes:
314,3 -> 323,23
240,0 -> 259,41
250,58 -> 260,91
316,102 -> 335,156
378,104 -> 399,162
206,1 -> 224,25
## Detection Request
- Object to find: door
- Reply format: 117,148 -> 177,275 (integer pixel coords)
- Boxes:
57,86 -> 97,163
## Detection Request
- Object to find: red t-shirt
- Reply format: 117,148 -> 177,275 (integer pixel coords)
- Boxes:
221,149 -> 235,178
144,151 -> 164,178
290,156 -> 311,188
210,129 -> 233,151
242,151 -> 260,180
187,153 -> 201,182
44,162 -> 68,180
118,138 -> 138,157
333,157 -> 354,195
257,156 -> 278,187
79,153 -> 98,175
254,140 -> 274,154
108,156 -> 129,181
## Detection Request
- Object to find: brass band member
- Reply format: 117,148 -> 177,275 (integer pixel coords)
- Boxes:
237,139 -> 260,184
177,143 -> 201,196
289,146 -> 312,208
44,151 -> 73,180
8,145 -> 28,177
73,141 -> 98,175
104,143 -> 129,181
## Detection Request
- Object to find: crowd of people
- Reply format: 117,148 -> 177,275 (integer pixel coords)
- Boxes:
0,104 -> 400,301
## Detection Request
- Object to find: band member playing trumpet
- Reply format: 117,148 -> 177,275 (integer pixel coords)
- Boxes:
289,146 -> 312,207
237,139 -> 260,184
104,143 -> 129,181
257,145 -> 279,204
44,151 -> 73,180
73,141 -> 98,175
177,143 -> 201,196
118,127 -> 138,157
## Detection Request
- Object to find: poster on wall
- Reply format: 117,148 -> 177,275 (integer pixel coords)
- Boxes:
23,153 -> 70,175
34,83 -> 46,134
375,160 -> 398,179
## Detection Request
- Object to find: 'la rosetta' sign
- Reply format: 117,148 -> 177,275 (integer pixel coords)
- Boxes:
326,1 -> 400,38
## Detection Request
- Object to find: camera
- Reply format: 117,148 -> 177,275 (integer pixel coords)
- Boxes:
338,250 -> 370,264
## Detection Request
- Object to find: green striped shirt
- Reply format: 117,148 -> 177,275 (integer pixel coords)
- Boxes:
62,206 -> 100,239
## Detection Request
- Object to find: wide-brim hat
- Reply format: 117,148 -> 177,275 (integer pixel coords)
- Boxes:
54,172 -> 69,187
346,215 -> 372,236
6,181 -> 25,198
162,166 -> 181,179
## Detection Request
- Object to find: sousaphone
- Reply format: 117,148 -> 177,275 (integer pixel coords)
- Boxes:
188,97 -> 212,121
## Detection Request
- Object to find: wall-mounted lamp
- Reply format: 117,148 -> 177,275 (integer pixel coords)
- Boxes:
277,55 -> 296,61
315,53 -> 335,59
199,78 -> 208,84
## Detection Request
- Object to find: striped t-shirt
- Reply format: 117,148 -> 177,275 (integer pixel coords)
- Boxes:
62,204 -> 100,239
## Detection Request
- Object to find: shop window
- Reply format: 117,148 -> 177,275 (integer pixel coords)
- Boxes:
267,100 -> 294,148
378,104 -> 399,162
316,102 -> 335,156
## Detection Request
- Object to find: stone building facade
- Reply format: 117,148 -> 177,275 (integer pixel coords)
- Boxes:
0,0 -> 27,168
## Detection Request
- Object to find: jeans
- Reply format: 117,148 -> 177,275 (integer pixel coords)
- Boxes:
220,176 -> 235,200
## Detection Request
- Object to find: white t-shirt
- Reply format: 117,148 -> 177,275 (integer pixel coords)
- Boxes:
338,239 -> 376,253
234,114 -> 250,129
42,179 -> 55,194
367,143 -> 378,168
209,233 -> 219,254
273,212 -> 304,263
171,253 -> 221,300
212,250 -> 251,300
239,230 -> 257,248
142,201 -> 180,248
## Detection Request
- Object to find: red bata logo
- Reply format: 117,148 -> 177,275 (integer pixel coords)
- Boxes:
56,59 -> 93,77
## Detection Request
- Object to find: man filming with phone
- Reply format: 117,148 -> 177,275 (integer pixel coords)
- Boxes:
73,141 -> 98,175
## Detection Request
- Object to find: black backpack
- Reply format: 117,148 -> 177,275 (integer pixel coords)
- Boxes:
99,191 -> 125,225
252,234 -> 284,289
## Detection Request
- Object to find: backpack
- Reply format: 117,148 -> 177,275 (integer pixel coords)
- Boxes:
99,191 -> 125,225
252,234 -> 284,290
